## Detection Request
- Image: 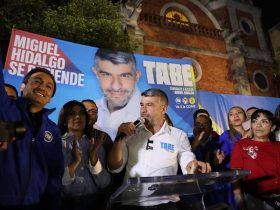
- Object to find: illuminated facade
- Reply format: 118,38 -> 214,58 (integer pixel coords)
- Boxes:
122,0 -> 278,97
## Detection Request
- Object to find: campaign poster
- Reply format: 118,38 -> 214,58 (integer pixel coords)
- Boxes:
3,29 -> 197,135
197,90 -> 280,134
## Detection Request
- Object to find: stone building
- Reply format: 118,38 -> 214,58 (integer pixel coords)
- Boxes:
269,22 -> 280,96
122,0 -> 278,97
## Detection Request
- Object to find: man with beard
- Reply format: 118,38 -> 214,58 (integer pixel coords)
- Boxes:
93,48 -> 141,140
108,88 -> 211,210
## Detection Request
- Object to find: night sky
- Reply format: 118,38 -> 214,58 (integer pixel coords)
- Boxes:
253,0 -> 280,30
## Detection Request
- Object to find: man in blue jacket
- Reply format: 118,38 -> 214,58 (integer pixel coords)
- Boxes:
0,67 -> 64,210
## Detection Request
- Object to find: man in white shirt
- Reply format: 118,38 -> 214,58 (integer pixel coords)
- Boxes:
108,88 -> 211,210
93,48 -> 141,140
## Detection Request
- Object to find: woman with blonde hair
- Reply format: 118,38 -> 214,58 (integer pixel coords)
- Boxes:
220,106 -> 247,167
219,106 -> 247,210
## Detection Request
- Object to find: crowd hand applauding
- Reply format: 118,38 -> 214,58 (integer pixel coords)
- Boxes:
72,139 -> 82,163
68,139 -> 82,178
191,130 -> 206,151
196,130 -> 205,142
214,149 -> 225,165
89,132 -> 105,166
186,160 -> 212,174
195,130 -> 205,142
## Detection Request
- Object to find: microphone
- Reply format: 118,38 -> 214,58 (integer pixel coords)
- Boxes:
134,117 -> 145,128
115,117 -> 146,140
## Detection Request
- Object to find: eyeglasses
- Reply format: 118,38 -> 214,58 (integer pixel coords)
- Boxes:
86,109 -> 98,115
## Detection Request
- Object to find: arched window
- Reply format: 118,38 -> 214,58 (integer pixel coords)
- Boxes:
160,3 -> 198,24
165,9 -> 189,24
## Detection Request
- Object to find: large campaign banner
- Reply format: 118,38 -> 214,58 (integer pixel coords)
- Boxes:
197,90 -> 280,135
3,29 -> 280,137
3,29 -> 197,135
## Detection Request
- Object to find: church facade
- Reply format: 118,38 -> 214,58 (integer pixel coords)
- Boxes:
122,0 -> 278,97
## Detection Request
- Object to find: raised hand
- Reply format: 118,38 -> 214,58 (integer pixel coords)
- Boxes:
68,139 -> 81,178
191,131 -> 205,151
89,132 -> 105,166
72,140 -> 82,163
115,122 -> 136,141
214,149 -> 225,165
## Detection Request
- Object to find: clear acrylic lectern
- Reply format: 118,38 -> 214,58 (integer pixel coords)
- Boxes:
107,169 -> 250,210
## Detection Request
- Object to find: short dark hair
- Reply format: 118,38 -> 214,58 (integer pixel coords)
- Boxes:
22,67 -> 56,97
246,107 -> 258,112
94,48 -> 137,74
251,109 -> 275,125
194,114 -> 212,127
193,109 -> 210,120
82,99 -> 97,106
141,88 -> 168,105
4,83 -> 18,97
251,109 -> 276,141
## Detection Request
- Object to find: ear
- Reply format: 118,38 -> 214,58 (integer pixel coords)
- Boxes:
135,70 -> 141,81
271,125 -> 276,132
162,105 -> 168,114
20,83 -> 26,92
92,66 -> 99,79
20,83 -> 26,96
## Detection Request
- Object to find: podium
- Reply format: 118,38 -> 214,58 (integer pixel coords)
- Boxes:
108,169 -> 250,210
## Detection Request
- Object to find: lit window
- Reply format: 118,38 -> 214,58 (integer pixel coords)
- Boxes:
165,10 -> 189,25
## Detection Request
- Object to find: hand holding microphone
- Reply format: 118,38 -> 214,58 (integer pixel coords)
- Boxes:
115,117 -> 145,141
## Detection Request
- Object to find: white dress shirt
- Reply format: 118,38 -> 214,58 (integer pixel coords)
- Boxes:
111,122 -> 196,206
